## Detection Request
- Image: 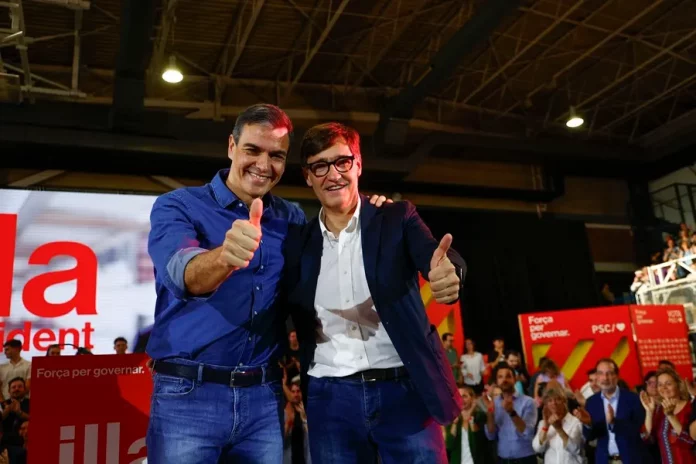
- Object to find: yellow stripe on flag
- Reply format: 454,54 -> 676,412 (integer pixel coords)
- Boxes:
420,282 -> 433,307
610,337 -> 630,368
561,339 -> 594,381
531,343 -> 551,369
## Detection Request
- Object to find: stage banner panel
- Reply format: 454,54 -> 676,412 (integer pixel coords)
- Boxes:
420,274 -> 464,356
28,353 -> 152,464
518,306 -> 641,390
630,304 -> 691,380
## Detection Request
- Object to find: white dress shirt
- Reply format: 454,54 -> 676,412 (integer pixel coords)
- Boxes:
601,389 -> 620,455
532,413 -> 584,464
307,198 -> 403,378
460,352 -> 485,385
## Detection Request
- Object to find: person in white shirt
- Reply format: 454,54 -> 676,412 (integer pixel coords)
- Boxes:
286,122 -> 465,464
533,387 -> 584,463
0,340 -> 31,401
460,339 -> 486,395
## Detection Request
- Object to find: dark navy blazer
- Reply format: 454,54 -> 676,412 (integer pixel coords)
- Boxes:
284,196 -> 465,424
584,389 -> 648,464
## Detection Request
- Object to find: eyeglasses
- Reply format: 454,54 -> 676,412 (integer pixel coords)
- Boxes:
305,156 -> 354,177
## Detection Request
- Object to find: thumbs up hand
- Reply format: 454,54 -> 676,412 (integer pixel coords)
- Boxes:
218,198 -> 263,270
428,234 -> 460,304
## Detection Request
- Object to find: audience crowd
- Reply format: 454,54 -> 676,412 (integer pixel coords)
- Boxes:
632,223 -> 696,297
3,328 -> 696,463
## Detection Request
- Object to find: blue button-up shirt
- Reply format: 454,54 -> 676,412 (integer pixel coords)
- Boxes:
484,393 -> 537,459
146,169 -> 306,366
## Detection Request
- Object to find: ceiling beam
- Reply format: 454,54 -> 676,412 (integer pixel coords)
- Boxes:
373,0 -> 520,151
110,0 -> 156,131
223,0 -> 265,78
502,0 -> 668,117
71,9 -> 82,90
460,0 -> 587,105
284,0 -> 350,98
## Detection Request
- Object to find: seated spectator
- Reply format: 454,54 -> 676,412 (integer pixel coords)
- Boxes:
446,385 -> 495,464
640,367 -> 694,462
532,387 -> 584,463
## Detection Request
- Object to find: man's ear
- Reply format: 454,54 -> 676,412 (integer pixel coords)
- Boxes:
303,168 -> 312,187
356,156 -> 362,177
228,135 -> 236,161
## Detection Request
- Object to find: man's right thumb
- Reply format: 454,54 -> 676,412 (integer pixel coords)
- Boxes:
249,198 -> 263,227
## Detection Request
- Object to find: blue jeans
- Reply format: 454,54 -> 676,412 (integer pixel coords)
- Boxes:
306,376 -> 446,464
146,359 -> 284,464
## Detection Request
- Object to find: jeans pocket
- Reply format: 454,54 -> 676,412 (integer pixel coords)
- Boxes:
153,373 -> 196,398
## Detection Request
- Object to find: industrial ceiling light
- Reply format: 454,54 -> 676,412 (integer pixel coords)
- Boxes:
161,55 -> 183,83
566,106 -> 584,128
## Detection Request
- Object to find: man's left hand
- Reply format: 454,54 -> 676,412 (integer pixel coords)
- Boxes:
368,195 -> 393,207
428,234 -> 460,303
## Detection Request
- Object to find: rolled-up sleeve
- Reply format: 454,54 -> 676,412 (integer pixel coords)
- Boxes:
148,192 -> 207,300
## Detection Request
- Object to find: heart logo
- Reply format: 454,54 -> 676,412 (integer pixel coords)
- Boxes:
616,323 -> 626,332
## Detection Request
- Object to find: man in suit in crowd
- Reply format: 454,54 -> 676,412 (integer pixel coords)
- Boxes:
285,122 -> 465,463
574,358 -> 648,464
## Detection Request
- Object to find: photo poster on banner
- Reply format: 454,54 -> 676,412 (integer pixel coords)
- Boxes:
630,304 -> 692,380
28,353 -> 152,464
1,189 -> 159,359
518,305 -> 642,390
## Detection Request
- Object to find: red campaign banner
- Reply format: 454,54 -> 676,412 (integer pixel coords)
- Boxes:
28,353 -> 152,464
518,306 -> 641,390
630,305 -> 692,380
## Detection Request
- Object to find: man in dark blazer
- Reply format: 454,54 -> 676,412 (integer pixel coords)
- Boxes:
574,358 -> 648,464
284,122 -> 465,464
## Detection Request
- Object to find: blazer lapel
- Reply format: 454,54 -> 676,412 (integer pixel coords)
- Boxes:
360,197 -> 382,299
301,221 -> 323,311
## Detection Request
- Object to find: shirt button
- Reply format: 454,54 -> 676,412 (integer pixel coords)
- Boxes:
254,311 -> 258,315
248,337 -> 252,341
256,286 -> 260,291
345,298 -> 349,303
260,240 -> 263,244
239,363 -> 243,366
351,326 -> 357,331
260,265 -> 264,270
358,355 -> 363,360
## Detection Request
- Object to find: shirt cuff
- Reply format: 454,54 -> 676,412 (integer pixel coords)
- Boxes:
166,247 -> 208,299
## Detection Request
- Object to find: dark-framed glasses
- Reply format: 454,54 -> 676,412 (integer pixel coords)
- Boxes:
306,156 -> 354,177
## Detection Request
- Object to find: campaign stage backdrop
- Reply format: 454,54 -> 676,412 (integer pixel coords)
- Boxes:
519,304 -> 691,390
28,353 -> 152,464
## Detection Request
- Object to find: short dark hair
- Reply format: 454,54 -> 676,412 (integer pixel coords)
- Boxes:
300,122 -> 361,165
492,362 -> 514,380
658,359 -> 675,369
232,104 -> 293,145
595,358 -> 620,375
643,370 -> 657,383
442,333 -> 453,342
587,368 -> 597,376
3,340 -> 22,349
8,377 -> 25,389
114,337 -> 127,345
505,350 -> 521,359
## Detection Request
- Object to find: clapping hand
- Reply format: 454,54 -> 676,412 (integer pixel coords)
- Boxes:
428,234 -> 460,304
662,398 -> 677,416
640,390 -> 656,413
573,407 -> 592,426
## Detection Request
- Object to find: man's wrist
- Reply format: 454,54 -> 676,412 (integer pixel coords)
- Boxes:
508,409 -> 518,418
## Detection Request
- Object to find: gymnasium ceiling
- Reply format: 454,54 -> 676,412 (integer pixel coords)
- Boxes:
1,0 -> 695,196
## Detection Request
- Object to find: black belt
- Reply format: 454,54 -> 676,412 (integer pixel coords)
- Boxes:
342,367 -> 409,382
609,457 -> 621,462
153,361 -> 282,387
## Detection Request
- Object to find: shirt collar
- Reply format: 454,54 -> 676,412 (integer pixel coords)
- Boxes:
602,387 -> 620,402
211,169 -> 275,210
318,196 -> 361,238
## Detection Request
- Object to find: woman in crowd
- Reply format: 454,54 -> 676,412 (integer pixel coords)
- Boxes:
460,339 -> 486,395
532,387 -> 584,463
640,367 -> 695,463
446,385 -> 494,464
534,359 -> 566,405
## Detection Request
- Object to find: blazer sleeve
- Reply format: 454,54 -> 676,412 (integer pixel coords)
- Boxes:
582,397 -> 608,442
402,201 -> 466,287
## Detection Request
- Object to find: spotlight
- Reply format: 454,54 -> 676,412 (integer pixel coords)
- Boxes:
566,106 -> 584,128
162,55 -> 183,83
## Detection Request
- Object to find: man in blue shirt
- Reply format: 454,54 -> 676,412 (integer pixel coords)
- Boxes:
145,104 -> 388,463
483,362 -> 538,463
